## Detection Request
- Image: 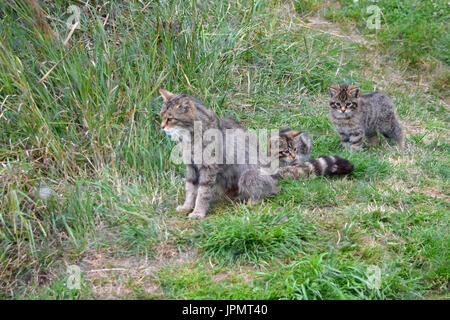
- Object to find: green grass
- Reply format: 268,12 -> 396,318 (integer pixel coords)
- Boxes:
299,0 -> 450,95
0,0 -> 448,299
294,0 -> 450,65
192,208 -> 316,265
258,253 -> 419,299
322,0 -> 449,66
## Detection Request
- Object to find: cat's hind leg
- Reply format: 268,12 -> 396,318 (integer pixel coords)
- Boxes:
238,169 -> 280,201
381,122 -> 404,150
277,165 -> 312,179
366,133 -> 379,147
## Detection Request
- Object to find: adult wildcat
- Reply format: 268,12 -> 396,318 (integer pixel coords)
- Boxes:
159,89 -> 279,219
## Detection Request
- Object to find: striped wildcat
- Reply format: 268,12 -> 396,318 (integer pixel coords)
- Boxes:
277,155 -> 354,179
328,84 -> 404,151
159,89 -> 280,219
269,129 -> 354,180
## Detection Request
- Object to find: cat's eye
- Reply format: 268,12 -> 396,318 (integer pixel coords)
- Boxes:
335,102 -> 341,107
346,102 -> 353,107
293,147 -> 297,152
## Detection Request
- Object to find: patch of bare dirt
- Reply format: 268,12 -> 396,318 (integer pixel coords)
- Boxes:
212,271 -> 231,282
402,120 -> 448,144
301,15 -> 369,45
275,2 -> 367,44
81,244 -> 197,299
406,185 -> 449,202
298,14 -> 409,91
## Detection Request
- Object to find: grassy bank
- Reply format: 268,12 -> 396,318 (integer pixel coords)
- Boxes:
295,0 -> 450,96
0,0 -> 448,299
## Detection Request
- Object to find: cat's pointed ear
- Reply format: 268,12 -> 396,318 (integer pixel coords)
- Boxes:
287,130 -> 302,140
159,89 -> 175,101
347,85 -> 360,98
328,85 -> 340,98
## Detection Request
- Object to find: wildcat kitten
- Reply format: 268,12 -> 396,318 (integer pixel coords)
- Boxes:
159,89 -> 280,219
274,128 -> 312,164
269,129 -> 354,179
328,84 -> 404,151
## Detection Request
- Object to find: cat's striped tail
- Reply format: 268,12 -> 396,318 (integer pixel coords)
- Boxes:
276,155 -> 354,180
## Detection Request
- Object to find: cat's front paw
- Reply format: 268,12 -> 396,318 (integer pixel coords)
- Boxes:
176,205 -> 193,213
188,211 -> 206,219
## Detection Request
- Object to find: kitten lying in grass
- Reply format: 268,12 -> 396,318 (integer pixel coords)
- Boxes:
273,128 -> 312,164
328,84 -> 404,151
269,128 -> 354,179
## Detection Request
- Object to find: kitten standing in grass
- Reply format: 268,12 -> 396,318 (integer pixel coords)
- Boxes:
328,84 -> 404,151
